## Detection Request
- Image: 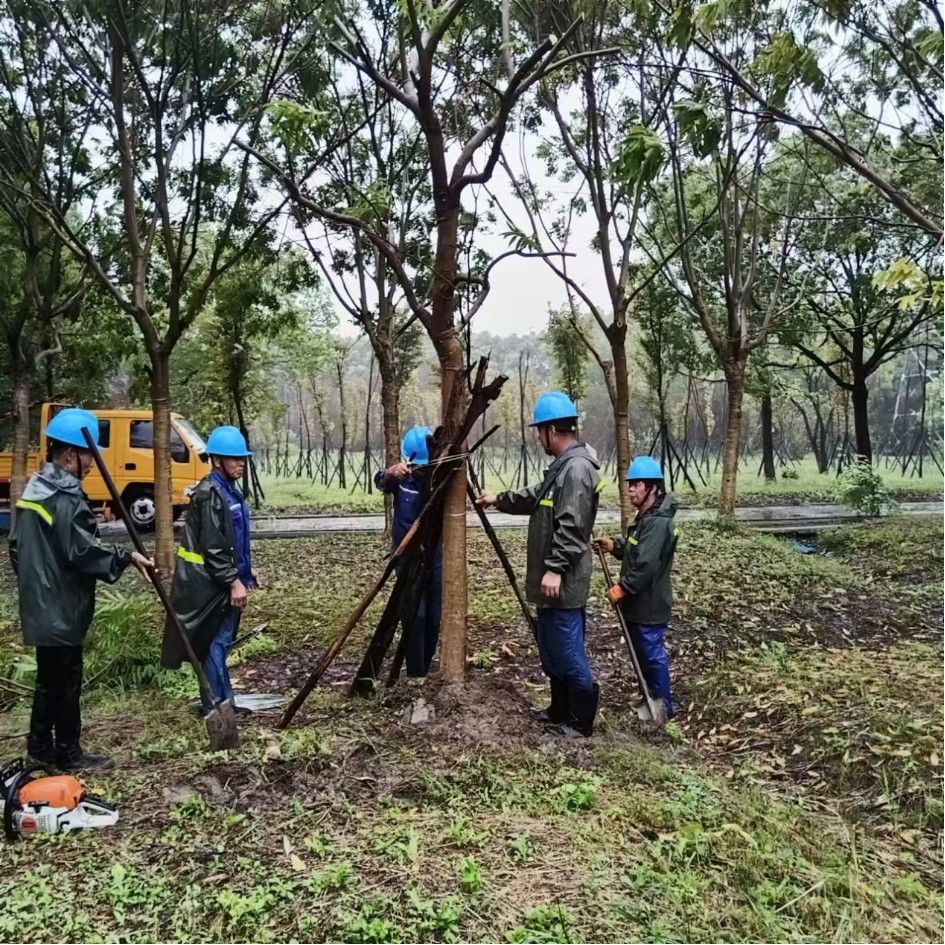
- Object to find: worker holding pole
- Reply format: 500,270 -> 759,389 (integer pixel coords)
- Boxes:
593,456 -> 679,718
163,426 -> 259,716
10,408 -> 153,771
374,425 -> 442,677
477,392 -> 603,737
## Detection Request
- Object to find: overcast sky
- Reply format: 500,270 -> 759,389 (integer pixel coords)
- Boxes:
326,124 -> 608,339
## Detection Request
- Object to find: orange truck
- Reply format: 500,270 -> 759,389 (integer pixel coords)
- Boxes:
1,403 -> 211,530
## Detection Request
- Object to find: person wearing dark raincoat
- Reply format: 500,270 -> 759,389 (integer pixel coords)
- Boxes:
163,426 -> 258,714
374,425 -> 443,677
476,392 -> 603,737
594,456 -> 679,718
9,408 -> 152,771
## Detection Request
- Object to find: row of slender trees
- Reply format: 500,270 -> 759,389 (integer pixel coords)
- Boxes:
2,0 -> 942,680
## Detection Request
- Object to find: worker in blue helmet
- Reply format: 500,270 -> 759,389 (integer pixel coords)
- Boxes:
374,425 -> 442,676
164,425 -> 259,716
10,407 -> 153,771
477,392 -> 603,737
594,456 -> 679,717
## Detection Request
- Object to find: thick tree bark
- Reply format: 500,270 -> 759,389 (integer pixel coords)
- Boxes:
429,208 -> 468,683
851,375 -> 872,461
611,335 -> 632,528
760,392 -> 776,481
150,348 -> 175,574
719,362 -> 746,520
9,348 -> 31,521
377,357 -> 399,531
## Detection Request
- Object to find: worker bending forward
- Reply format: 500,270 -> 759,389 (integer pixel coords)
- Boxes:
164,426 -> 258,714
11,408 -> 152,771
375,426 -> 442,677
477,392 -> 602,737
595,457 -> 678,718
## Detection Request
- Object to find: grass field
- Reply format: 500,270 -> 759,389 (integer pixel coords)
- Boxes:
0,516 -> 941,942
255,454 -> 942,514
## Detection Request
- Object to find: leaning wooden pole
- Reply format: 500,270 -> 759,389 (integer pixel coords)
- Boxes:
277,469 -> 457,729
466,460 -> 537,641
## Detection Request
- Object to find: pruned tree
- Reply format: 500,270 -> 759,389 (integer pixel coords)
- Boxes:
776,158 -> 941,462
243,0 -> 609,679
1,0 -> 320,569
0,1 -> 91,518
495,0 -> 683,526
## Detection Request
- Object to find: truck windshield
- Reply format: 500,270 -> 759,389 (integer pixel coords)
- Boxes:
174,417 -> 207,454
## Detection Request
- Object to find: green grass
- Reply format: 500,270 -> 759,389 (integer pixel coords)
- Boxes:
0,516 -> 941,942
253,454 -> 941,514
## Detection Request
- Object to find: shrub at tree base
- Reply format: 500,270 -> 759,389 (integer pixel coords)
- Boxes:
836,459 -> 898,517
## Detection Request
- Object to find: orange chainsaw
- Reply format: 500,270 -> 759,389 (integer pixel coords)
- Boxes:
0,759 -> 118,840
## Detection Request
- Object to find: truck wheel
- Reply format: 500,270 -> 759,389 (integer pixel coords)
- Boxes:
123,486 -> 156,532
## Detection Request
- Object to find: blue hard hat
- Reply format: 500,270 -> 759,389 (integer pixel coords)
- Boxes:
530,391 -> 578,427
627,455 -> 664,481
44,408 -> 100,449
206,425 -> 252,457
401,426 -> 432,465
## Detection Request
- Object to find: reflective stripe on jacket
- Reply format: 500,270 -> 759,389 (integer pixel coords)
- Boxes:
162,475 -> 238,669
495,442 -> 602,609
613,493 -> 679,624
9,463 -> 131,647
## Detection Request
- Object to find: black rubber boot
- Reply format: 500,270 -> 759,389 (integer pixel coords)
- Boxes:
553,683 -> 600,738
57,749 -> 115,773
27,687 -> 56,766
531,679 -> 569,725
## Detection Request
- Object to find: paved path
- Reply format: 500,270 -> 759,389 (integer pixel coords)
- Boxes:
98,499 -> 942,540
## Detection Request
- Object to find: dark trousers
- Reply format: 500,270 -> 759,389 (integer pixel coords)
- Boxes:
403,562 -> 443,677
627,621 -> 674,718
201,605 -> 241,710
28,645 -> 84,764
536,607 -> 595,691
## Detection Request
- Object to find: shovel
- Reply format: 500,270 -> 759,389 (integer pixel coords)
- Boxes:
594,540 -> 668,726
81,427 -> 239,751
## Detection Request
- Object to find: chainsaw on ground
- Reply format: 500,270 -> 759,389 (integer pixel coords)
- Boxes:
0,759 -> 119,840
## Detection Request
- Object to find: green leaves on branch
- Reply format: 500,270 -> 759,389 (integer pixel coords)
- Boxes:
751,32 -> 824,108
612,125 -> 665,189
673,100 -> 722,157
265,100 -> 330,155
873,258 -> 944,313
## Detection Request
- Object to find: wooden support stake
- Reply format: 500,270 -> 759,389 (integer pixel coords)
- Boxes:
466,460 -> 536,641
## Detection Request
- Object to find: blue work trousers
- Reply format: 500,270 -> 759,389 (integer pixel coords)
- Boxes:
403,562 -> 442,677
627,621 -> 674,717
536,607 -> 595,691
201,605 -> 241,710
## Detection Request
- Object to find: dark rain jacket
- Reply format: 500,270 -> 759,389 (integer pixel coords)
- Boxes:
162,474 -> 239,669
495,442 -> 602,610
613,493 -> 679,625
10,463 -> 132,647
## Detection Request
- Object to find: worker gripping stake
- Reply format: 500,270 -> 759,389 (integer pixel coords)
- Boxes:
375,425 -> 442,677
163,426 -> 260,716
593,456 -> 679,721
9,408 -> 153,771
477,392 -> 603,738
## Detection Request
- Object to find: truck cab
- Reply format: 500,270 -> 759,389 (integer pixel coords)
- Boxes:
1,404 -> 211,530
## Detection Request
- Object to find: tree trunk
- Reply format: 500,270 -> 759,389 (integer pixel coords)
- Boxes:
378,357 -> 399,531
150,348 -> 175,574
336,361 -> 348,489
611,337 -> 632,529
9,348 -> 32,522
718,363 -> 746,520
429,208 -> 467,683
851,375 -> 872,461
760,392 -> 776,481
